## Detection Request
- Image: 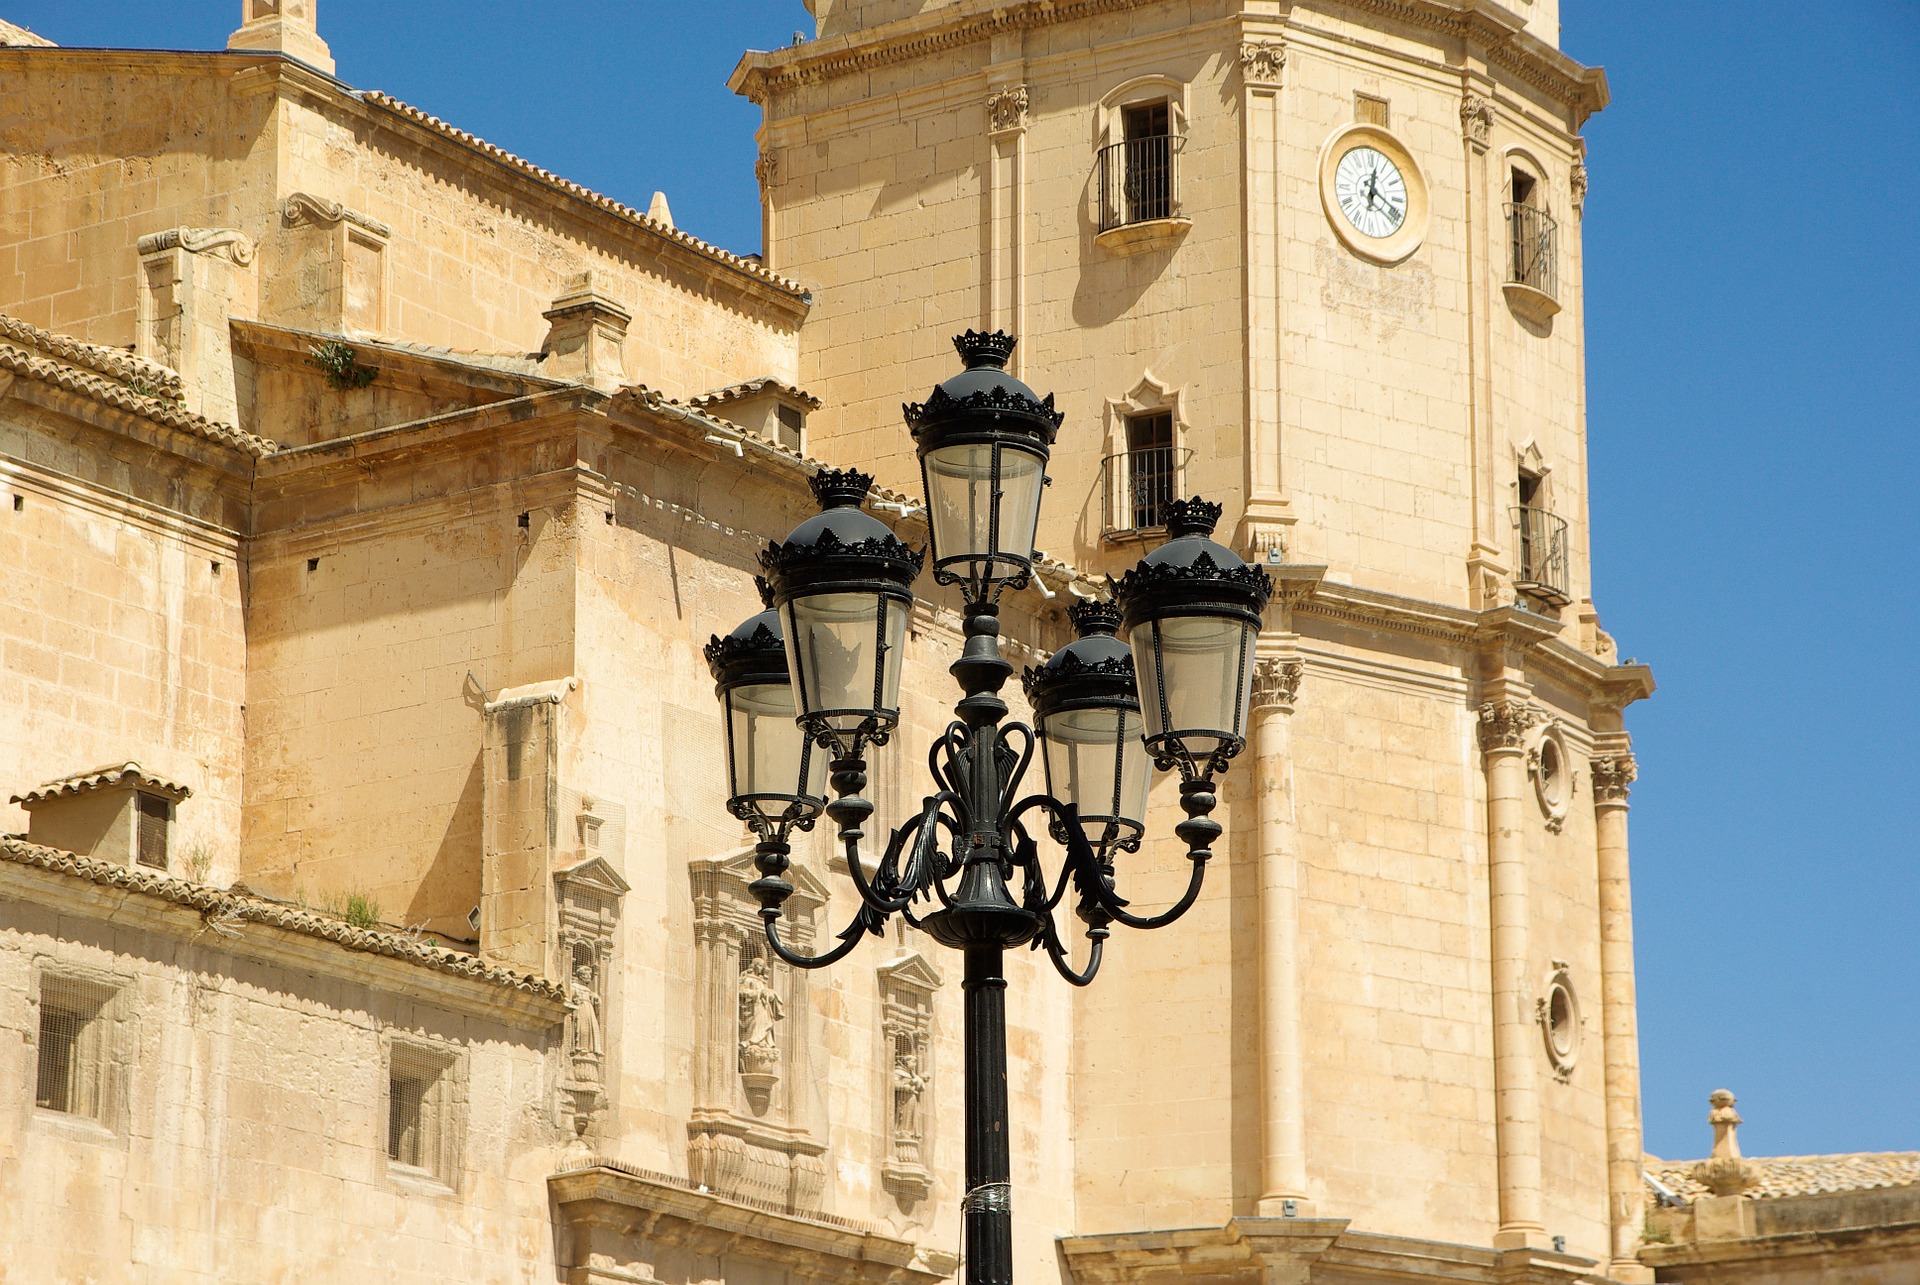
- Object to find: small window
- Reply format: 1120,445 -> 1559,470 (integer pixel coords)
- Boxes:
1511,167 -> 1538,208
1517,469 -> 1544,509
1123,412 -> 1175,531
1354,93 -> 1390,127
775,404 -> 804,453
135,794 -> 170,869
387,1042 -> 458,1184
36,977 -> 111,1121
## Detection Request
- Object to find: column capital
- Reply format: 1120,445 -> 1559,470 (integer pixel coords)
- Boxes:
1477,701 -> 1534,753
1460,93 -> 1495,152
986,83 -> 1030,137
1251,658 -> 1303,712
1238,38 -> 1287,89
1592,753 -> 1637,805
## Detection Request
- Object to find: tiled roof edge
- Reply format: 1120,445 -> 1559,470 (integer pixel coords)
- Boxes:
356,91 -> 809,301
11,762 -> 191,806
0,315 -> 183,399
0,837 -> 567,1003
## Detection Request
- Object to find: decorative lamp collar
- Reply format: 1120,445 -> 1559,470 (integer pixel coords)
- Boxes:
810,467 -> 874,511
1067,598 -> 1123,637
1164,497 -> 1224,540
954,329 -> 1017,370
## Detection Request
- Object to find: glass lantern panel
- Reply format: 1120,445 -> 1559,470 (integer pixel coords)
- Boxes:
1132,616 -> 1256,755
1041,706 -> 1150,833
727,682 -> 819,801
785,592 -> 906,732
925,443 -> 1044,574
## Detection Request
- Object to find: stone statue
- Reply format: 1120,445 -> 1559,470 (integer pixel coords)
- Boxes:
892,1040 -> 926,1154
738,956 -> 784,1073
567,960 -> 603,1063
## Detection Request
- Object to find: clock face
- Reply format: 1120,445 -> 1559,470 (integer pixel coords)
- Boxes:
1334,146 -> 1408,239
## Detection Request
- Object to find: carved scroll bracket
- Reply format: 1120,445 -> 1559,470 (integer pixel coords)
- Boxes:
1239,39 -> 1287,88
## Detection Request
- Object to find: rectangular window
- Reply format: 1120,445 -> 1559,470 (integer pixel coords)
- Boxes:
775,404 -> 804,453
35,977 -> 110,1121
387,1042 -> 458,1184
1124,412 -> 1176,531
136,794 -> 169,869
1120,101 -> 1173,224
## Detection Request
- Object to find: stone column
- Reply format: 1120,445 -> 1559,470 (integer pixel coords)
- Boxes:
985,79 -> 1029,356
1252,656 -> 1310,1215
1594,751 -> 1656,1282
1479,699 -> 1545,1247
1234,34 -> 1294,555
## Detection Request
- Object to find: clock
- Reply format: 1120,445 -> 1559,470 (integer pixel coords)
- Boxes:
1317,124 -> 1428,264
1333,146 -> 1408,239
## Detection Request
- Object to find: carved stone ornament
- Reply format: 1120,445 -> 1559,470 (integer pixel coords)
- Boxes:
134,227 -> 256,266
1250,658 -> 1303,711
986,84 -> 1030,137
1477,701 -> 1535,752
737,953 -> 785,1100
281,191 -> 393,239
1460,94 -> 1495,150
1239,39 -> 1287,87
877,951 -> 941,1206
755,150 -> 779,188
1693,1089 -> 1760,1196
1591,752 -> 1636,805
1570,161 -> 1589,215
1535,962 -> 1580,1082
1527,723 -> 1574,833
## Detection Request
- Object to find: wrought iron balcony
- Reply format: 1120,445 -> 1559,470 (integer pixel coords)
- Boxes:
1505,203 -> 1559,318
1102,444 -> 1189,537
1514,505 -> 1570,606
1096,136 -> 1185,234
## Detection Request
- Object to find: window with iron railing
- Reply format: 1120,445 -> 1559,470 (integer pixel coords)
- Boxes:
1102,417 -> 1188,537
1097,101 -> 1183,232
1506,202 -> 1558,300
1513,505 -> 1570,605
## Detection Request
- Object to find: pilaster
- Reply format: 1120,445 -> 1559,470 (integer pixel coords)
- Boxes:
1235,27 -> 1295,557
984,37 -> 1028,370
1592,745 -> 1654,1282
1252,652 -> 1309,1216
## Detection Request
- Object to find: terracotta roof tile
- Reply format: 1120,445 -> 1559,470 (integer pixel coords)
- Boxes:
11,762 -> 191,806
1648,1152 -> 1920,1204
689,376 -> 823,412
356,91 -> 809,300
0,313 -> 277,456
0,837 -> 567,1003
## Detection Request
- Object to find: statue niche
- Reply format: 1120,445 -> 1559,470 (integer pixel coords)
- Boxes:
878,951 -> 941,1206
688,849 -> 828,1213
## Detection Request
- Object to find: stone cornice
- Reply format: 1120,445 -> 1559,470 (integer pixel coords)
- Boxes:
733,0 -> 1603,124
549,1163 -> 954,1283
0,838 -> 568,1026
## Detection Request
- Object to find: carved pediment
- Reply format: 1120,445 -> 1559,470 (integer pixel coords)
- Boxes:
877,951 -> 944,994
693,845 -> 829,913
554,854 -> 630,898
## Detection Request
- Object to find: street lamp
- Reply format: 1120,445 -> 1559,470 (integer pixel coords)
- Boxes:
714,332 -> 1271,1285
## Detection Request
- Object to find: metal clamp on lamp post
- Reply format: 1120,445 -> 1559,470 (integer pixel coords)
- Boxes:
706,332 -> 1272,1285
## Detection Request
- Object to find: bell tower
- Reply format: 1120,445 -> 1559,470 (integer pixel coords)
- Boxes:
738,2 -> 1653,1281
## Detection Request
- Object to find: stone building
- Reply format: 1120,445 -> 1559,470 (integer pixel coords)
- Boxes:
0,2 -> 1864,1283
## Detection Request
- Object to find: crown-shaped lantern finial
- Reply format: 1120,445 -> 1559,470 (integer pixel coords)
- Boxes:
1163,496 -> 1224,540
953,330 -> 1017,370
1067,597 -> 1123,637
809,467 -> 874,511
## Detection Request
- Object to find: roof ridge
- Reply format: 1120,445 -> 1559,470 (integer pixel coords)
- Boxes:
0,837 -> 567,1002
0,317 -> 277,457
357,90 -> 809,300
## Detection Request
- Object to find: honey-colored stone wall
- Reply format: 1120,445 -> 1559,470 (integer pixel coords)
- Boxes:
0,399 -> 249,881
0,879 -> 561,1283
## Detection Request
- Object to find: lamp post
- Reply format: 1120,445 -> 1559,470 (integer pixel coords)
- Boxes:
708,332 -> 1271,1285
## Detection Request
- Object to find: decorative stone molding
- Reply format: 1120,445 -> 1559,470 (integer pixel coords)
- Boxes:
1238,39 -> 1286,88
1250,658 -> 1303,712
1535,962 -> 1581,1082
1476,701 -> 1536,752
555,856 -> 627,1149
1693,1090 -> 1760,1196
1460,93 -> 1495,151
134,227 -> 256,266
1527,723 -> 1574,833
688,850 -> 828,1214
877,952 -> 942,1205
755,149 -> 779,188
1570,161 -> 1589,215
1591,752 -> 1636,805
986,84 -> 1030,137
281,191 -> 392,239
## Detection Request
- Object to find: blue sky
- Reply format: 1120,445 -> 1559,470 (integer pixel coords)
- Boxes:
14,2 -> 1916,1161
